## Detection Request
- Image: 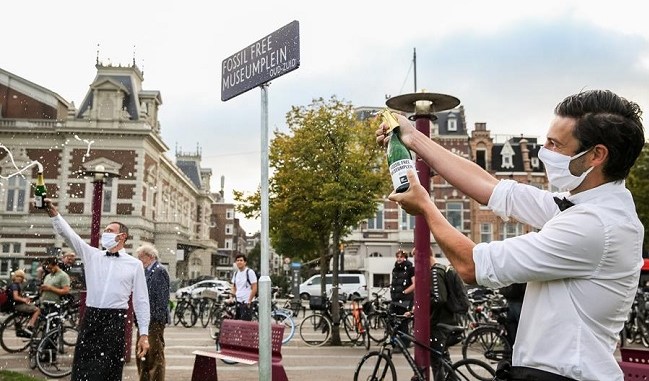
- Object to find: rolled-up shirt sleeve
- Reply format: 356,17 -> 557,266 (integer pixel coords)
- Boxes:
132,265 -> 150,335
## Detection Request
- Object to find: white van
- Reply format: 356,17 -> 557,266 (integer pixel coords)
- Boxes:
299,273 -> 368,300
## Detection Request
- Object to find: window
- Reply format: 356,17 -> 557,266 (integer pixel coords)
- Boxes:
4,175 -> 28,212
373,273 -> 390,288
446,202 -> 463,230
367,204 -> 384,230
500,222 -> 523,239
1,242 -> 23,255
400,208 -> 416,230
225,224 -> 233,235
480,223 -> 492,243
226,208 -> 234,219
447,113 -> 457,131
225,239 -> 232,249
102,177 -> 116,214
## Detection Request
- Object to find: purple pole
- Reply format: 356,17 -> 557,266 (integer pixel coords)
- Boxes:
89,179 -> 104,248
413,115 -> 431,380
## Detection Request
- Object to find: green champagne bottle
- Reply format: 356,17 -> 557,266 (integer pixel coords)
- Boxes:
380,110 -> 415,193
34,172 -> 47,209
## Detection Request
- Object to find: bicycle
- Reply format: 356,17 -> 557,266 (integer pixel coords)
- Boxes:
27,301 -> 79,378
299,291 -> 368,348
354,311 -> 495,381
461,305 -> 513,367
364,288 -> 391,344
173,291 -> 198,327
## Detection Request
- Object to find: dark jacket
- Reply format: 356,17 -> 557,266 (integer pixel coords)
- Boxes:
390,260 -> 415,308
430,263 -> 458,328
146,261 -> 171,324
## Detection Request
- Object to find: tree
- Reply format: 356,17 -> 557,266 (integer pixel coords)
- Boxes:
235,96 -> 390,344
628,144 -> 649,254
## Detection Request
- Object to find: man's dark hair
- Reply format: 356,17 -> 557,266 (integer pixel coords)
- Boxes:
109,221 -> 129,242
235,254 -> 247,262
555,90 -> 645,181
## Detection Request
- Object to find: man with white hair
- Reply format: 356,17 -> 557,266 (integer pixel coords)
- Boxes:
136,243 -> 170,381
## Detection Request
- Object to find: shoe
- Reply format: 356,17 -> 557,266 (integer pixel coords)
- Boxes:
16,329 -> 31,338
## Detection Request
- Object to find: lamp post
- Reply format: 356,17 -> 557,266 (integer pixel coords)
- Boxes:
386,91 -> 460,381
79,164 -> 120,248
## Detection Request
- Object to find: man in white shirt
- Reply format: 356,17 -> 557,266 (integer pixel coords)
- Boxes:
42,199 -> 150,381
231,254 -> 257,321
377,90 -> 645,381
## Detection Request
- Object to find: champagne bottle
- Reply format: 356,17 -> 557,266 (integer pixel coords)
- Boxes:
380,110 -> 415,193
34,172 -> 47,209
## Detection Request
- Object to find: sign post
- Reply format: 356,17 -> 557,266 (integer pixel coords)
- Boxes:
221,20 -> 300,381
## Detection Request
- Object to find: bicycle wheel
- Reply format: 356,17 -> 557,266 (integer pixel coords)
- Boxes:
181,304 -> 198,328
343,311 -> 362,345
367,312 -> 388,343
36,328 -> 74,378
449,358 -> 495,381
461,325 -> 512,366
353,351 -> 396,381
299,313 -> 332,347
61,325 -> 79,347
173,302 -> 185,326
200,300 -> 213,328
272,310 -> 295,344
0,313 -> 31,353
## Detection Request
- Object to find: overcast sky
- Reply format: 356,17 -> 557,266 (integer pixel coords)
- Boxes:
3,0 -> 649,233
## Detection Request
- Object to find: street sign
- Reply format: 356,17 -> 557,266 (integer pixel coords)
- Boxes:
221,20 -> 300,101
291,262 -> 301,269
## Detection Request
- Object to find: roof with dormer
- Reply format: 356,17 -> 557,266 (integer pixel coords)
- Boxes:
491,136 -> 545,173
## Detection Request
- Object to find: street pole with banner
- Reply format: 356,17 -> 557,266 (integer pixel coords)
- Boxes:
221,20 -> 300,380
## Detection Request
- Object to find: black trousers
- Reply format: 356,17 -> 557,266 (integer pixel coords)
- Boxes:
72,307 -> 127,381
495,362 -> 576,381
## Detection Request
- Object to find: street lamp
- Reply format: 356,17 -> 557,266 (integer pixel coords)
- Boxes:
78,164 -> 120,247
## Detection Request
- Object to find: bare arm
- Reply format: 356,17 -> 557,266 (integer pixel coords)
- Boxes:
377,113 -> 498,205
389,171 -> 477,283
249,282 -> 258,303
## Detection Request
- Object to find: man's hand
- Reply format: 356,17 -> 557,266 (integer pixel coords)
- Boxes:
42,198 -> 59,217
375,112 -> 417,148
136,335 -> 150,359
387,170 -> 435,216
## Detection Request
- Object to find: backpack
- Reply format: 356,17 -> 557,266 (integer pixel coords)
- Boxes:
432,263 -> 470,314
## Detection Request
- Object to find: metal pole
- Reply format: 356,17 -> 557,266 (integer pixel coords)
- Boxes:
413,115 -> 431,380
413,48 -> 417,93
89,178 -> 104,248
258,83 -> 272,380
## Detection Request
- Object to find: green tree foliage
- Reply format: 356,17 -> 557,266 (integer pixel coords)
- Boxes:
235,96 -> 390,344
628,144 -> 649,253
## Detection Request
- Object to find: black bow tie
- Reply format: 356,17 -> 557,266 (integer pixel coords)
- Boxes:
553,196 -> 575,212
105,251 -> 120,257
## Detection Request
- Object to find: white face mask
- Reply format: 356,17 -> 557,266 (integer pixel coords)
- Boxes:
538,146 -> 594,191
101,232 -> 119,250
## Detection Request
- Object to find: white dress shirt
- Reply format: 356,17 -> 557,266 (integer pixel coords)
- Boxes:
474,180 -> 643,381
51,214 -> 150,335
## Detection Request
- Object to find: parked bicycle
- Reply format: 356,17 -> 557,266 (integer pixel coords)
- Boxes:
364,288 -> 391,344
299,291 -> 369,348
173,291 -> 198,327
622,287 -> 649,347
354,311 -> 495,381
461,305 -> 513,367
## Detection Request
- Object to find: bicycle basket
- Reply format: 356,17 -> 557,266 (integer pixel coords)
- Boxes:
309,296 -> 327,310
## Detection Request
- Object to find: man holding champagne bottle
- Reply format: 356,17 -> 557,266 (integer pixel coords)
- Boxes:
376,90 -> 645,381
38,198 -> 150,381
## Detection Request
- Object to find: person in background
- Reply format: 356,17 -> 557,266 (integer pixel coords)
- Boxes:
7,269 -> 40,336
60,251 -> 76,272
499,283 -> 527,344
389,249 -> 415,351
41,198 -> 150,381
136,244 -> 170,381
377,90 -> 645,380
429,251 -> 460,381
39,256 -> 71,304
231,254 -> 257,321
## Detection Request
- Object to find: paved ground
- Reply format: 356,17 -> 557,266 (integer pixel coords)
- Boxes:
0,314 -> 635,380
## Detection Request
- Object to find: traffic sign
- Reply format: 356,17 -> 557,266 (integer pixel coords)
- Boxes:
221,20 -> 300,101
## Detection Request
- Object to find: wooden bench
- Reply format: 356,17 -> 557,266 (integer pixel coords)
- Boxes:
191,319 -> 288,381
619,347 -> 649,380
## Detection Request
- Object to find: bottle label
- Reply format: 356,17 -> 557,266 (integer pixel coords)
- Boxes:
35,195 -> 45,208
389,159 -> 415,190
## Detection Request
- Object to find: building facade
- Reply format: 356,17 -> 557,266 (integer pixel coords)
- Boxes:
0,63 -> 240,282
